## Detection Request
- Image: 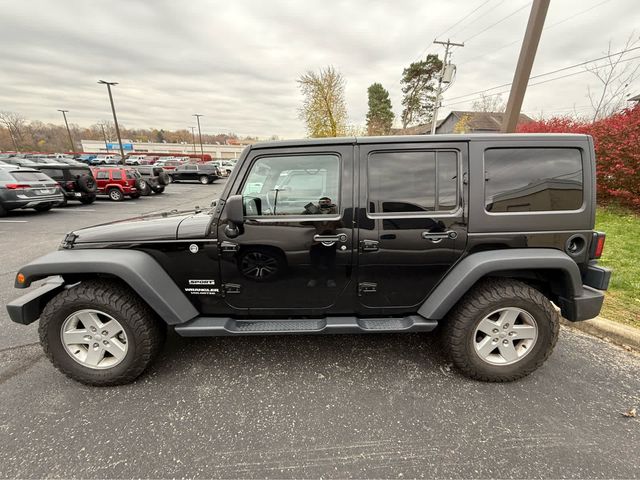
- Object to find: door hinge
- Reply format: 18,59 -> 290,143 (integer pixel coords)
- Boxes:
223,283 -> 242,294
358,282 -> 377,296
360,239 -> 379,252
220,241 -> 240,253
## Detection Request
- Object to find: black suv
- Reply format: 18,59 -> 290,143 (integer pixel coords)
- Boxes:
6,134 -> 611,386
170,163 -> 221,184
134,165 -> 170,195
34,165 -> 97,205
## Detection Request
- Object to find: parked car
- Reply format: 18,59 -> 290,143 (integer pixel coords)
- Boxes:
154,158 -> 183,171
91,155 -> 121,165
6,134 -> 611,386
2,157 -> 39,168
125,155 -> 147,166
76,154 -> 96,164
0,167 -> 64,216
133,165 -> 171,195
170,163 -> 221,184
207,160 -> 235,176
35,165 -> 97,205
91,166 -> 141,201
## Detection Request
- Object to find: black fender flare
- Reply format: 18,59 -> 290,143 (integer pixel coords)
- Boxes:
13,249 -> 198,325
417,248 -> 583,320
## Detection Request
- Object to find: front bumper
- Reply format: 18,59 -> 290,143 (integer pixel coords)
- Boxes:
6,276 -> 65,325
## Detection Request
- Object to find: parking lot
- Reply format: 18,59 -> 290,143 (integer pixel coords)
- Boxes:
1,181 -> 639,478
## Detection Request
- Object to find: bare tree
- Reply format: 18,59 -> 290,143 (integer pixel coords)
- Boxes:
471,93 -> 506,112
586,33 -> 640,122
0,111 -> 26,151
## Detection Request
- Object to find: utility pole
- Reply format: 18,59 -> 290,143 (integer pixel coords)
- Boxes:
501,0 -> 550,132
193,114 -> 205,160
98,80 -> 126,163
100,123 -> 109,153
431,39 -> 464,134
190,126 -> 197,155
58,109 -> 75,153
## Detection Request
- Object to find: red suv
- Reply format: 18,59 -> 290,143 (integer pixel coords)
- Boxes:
91,167 -> 141,201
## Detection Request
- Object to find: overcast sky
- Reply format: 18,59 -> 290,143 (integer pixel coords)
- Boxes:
1,0 -> 638,138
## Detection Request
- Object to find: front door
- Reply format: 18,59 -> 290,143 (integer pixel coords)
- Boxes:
217,145 -> 355,316
356,142 -> 468,314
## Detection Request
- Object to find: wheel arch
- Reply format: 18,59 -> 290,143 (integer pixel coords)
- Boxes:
418,249 -> 583,321
11,249 -> 198,325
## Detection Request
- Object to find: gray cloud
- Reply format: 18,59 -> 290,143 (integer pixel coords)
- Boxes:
0,0 -> 638,137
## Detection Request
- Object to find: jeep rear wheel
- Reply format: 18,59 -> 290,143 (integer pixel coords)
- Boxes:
444,278 -> 559,382
107,188 -> 123,201
39,280 -> 164,386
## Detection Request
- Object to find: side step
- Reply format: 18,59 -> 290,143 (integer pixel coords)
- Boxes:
174,315 -> 437,337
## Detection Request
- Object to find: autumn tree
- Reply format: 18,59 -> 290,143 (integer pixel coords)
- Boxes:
0,111 -> 27,151
298,66 -> 348,137
366,83 -> 394,135
400,54 -> 442,128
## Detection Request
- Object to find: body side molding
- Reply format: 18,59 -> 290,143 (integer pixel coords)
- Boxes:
418,248 -> 583,320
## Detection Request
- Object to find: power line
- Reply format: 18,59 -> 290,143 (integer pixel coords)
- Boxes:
444,46 -> 640,103
462,1 -> 532,43
443,54 -> 640,108
463,0 -> 613,58
448,0 -> 506,38
435,0 -> 492,40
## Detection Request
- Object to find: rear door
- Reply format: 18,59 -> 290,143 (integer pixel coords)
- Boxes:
217,144 -> 355,315
356,141 -> 468,314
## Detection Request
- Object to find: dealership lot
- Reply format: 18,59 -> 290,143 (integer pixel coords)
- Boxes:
1,182 -> 639,478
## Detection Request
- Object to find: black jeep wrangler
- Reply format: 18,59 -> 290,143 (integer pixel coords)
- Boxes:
133,165 -> 171,195
34,164 -> 97,205
6,134 -> 611,386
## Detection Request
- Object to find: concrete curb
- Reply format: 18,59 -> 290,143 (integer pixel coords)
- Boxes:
561,316 -> 640,351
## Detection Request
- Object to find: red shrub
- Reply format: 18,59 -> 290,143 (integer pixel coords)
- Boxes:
517,105 -> 640,210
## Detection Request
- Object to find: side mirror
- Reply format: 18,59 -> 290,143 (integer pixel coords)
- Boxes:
225,194 -> 244,225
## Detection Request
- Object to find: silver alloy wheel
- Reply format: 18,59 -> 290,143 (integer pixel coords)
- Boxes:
199,175 -> 209,184
60,309 -> 129,370
109,189 -> 122,201
473,307 -> 538,365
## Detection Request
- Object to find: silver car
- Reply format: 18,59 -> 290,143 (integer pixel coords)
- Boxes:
0,167 -> 64,216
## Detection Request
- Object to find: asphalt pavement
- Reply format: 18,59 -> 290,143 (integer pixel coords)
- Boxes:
0,181 -> 638,479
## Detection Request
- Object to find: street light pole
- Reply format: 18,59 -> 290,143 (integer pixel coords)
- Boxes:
189,126 -> 197,155
58,109 -> 75,153
100,124 -> 109,153
193,114 -> 205,160
98,80 -> 126,164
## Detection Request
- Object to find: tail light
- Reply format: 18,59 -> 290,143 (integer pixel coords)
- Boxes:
590,232 -> 606,259
5,183 -> 32,189
65,181 -> 75,190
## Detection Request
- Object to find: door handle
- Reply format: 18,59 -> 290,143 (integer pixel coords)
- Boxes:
313,233 -> 348,244
421,231 -> 458,243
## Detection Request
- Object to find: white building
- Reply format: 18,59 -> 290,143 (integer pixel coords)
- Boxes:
80,139 -> 247,159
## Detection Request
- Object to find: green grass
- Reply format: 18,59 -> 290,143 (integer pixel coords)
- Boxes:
595,206 -> 640,328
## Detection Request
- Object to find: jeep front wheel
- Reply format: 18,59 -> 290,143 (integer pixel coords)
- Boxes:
39,280 -> 164,386
444,279 -> 559,382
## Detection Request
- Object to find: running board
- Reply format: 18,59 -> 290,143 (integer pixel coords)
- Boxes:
174,315 -> 437,337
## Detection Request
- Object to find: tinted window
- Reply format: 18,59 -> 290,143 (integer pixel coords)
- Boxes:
111,170 -> 122,180
69,168 -> 90,177
11,171 -> 51,182
242,154 -> 340,216
368,150 -> 458,214
96,171 -> 109,179
484,148 -> 583,213
39,168 -> 64,179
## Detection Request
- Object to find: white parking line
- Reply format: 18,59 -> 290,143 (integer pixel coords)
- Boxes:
66,209 -> 96,212
0,220 -> 28,223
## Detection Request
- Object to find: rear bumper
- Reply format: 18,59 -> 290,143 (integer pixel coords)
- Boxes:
2,195 -> 64,210
559,264 -> 611,322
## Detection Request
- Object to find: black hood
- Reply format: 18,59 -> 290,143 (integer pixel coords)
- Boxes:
69,210 -> 206,244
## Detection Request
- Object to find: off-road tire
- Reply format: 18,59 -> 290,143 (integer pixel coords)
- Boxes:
33,204 -> 53,212
158,172 -> 171,186
77,175 -> 97,193
0,204 -> 7,217
39,280 -> 165,386
151,185 -> 165,194
108,188 -> 123,201
80,195 -> 96,205
444,278 -> 559,382
137,179 -> 151,196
